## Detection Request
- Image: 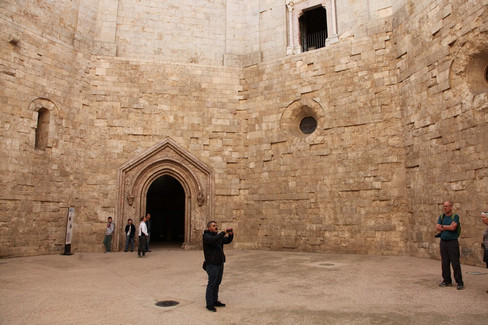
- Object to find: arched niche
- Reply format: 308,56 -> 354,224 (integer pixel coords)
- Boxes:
28,98 -> 58,150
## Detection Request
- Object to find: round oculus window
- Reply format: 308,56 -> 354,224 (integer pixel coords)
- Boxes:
299,116 -> 317,134
485,64 -> 488,84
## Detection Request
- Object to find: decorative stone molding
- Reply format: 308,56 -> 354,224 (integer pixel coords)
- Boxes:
197,192 -> 205,206
449,39 -> 488,99
115,137 -> 214,250
281,96 -> 326,139
286,0 -> 338,55
126,194 -> 135,206
286,0 -> 296,55
28,98 -> 58,150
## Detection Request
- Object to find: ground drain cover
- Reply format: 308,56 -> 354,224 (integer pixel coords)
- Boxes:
155,300 -> 180,307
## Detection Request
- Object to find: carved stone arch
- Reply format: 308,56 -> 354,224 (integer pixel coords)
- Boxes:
116,137 -> 214,250
449,37 -> 488,99
281,96 -> 326,139
28,98 -> 58,149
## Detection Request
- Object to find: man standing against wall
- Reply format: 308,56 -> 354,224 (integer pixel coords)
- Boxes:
124,218 -> 136,252
103,216 -> 114,253
203,221 -> 234,312
436,201 -> 464,290
138,215 -> 148,258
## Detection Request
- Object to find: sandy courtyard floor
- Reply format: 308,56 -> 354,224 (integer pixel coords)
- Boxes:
1,248 -> 488,324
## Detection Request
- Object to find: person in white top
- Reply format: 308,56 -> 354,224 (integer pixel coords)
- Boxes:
138,215 -> 148,258
103,216 -> 114,253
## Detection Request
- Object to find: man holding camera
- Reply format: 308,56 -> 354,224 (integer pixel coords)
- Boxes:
436,201 -> 464,290
203,221 -> 234,312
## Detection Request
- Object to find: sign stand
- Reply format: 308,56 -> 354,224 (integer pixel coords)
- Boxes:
62,207 -> 75,255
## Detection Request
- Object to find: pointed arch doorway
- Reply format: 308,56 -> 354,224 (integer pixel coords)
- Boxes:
146,175 -> 185,247
115,137 -> 214,251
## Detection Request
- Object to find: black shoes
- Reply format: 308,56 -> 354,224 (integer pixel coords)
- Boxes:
439,281 -> 464,290
206,301 -> 225,312
214,301 -> 226,307
439,282 -> 452,287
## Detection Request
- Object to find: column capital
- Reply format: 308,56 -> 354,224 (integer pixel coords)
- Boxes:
286,0 -> 295,11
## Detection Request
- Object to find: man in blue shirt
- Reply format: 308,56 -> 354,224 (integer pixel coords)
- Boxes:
436,201 -> 464,290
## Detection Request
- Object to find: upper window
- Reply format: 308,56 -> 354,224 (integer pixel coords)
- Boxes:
299,7 -> 328,52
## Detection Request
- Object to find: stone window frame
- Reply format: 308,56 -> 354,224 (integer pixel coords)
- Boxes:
286,0 -> 338,56
28,98 -> 57,151
281,97 -> 325,139
450,41 -> 488,97
465,51 -> 488,95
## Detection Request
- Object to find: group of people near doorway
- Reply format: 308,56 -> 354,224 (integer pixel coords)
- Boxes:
102,201 -> 488,311
102,213 -> 152,257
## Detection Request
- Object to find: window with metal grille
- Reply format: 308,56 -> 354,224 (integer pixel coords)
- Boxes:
299,116 -> 317,134
299,6 -> 328,52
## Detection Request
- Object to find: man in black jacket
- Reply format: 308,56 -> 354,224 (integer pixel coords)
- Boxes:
124,218 -> 136,252
203,221 -> 234,312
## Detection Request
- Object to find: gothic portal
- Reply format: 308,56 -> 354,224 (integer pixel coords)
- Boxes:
116,138 -> 214,250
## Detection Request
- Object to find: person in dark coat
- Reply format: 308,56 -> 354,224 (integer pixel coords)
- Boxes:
202,221 -> 234,312
124,218 -> 136,252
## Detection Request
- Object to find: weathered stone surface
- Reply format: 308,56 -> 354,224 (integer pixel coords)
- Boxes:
0,0 -> 487,267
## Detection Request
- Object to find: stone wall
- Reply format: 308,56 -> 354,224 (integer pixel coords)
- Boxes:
235,12 -> 407,255
81,57 -> 244,251
393,0 -> 488,264
115,0 -> 227,65
0,14 -> 89,256
0,0 -> 487,266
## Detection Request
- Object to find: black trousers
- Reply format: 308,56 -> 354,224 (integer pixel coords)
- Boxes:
205,264 -> 224,306
138,236 -> 147,256
440,239 -> 463,285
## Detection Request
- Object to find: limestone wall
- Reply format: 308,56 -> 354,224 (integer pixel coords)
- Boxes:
0,0 -> 79,46
0,0 -> 487,266
80,57 -> 244,251
235,12 -> 407,255
115,0 -> 227,65
0,0 -> 414,66
0,16 -> 89,256
393,0 -> 488,264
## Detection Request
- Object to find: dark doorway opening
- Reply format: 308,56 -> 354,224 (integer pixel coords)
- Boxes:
146,175 -> 185,247
299,6 -> 327,52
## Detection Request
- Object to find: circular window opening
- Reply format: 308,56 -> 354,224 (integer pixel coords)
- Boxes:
485,64 -> 488,84
299,116 -> 317,134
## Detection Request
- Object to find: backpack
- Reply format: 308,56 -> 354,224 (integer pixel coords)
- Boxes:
440,213 -> 461,236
